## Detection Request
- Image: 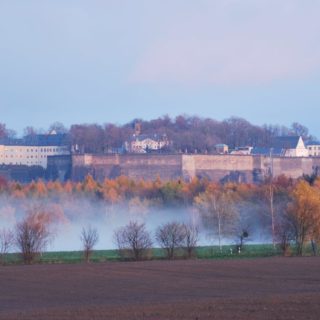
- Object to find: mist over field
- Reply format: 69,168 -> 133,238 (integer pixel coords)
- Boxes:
0,194 -> 272,251
0,196 -> 201,251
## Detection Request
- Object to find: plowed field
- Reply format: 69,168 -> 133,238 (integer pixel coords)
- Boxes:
1,257 -> 320,319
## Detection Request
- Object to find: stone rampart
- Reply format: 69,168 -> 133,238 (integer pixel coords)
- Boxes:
183,155 -> 255,182
72,154 -> 182,182
71,154 -> 320,182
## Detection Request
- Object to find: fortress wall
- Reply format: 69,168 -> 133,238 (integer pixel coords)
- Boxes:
72,154 -> 183,181
185,155 -> 255,182
182,155 -> 196,180
251,156 -> 320,180
189,155 -> 254,171
72,154 -> 121,181
271,157 -> 313,178
120,154 -> 182,180
301,158 -> 315,175
311,157 -> 320,170
272,157 -> 303,178
47,155 -> 72,181
71,154 -> 320,182
72,155 -> 86,167
90,154 -> 120,166
253,155 -> 265,170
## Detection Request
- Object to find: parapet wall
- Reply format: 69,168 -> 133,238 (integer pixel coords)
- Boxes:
71,154 -> 320,182
72,154 -> 182,182
183,155 -> 255,182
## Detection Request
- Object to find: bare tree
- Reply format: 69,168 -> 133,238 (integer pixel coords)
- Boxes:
15,211 -> 53,264
267,178 -> 276,249
23,126 -> 38,136
275,217 -> 293,256
182,223 -> 199,258
114,221 -> 152,261
156,222 -> 186,259
0,123 -> 9,138
49,122 -> 68,134
290,122 -> 310,141
195,188 -> 238,252
80,226 -> 99,263
0,228 -> 14,264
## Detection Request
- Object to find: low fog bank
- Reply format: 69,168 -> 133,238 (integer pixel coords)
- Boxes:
0,196 -> 272,251
52,207 -> 199,251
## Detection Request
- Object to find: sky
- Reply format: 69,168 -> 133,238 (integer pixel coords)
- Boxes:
0,0 -> 320,137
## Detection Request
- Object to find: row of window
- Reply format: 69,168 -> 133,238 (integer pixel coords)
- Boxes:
1,162 -> 42,165
3,147 -> 67,153
308,146 -> 320,150
0,155 -> 49,158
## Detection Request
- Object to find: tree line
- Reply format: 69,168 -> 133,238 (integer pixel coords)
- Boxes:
1,174 -> 320,264
0,116 -> 316,153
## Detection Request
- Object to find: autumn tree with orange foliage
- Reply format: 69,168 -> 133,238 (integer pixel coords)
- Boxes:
281,180 -> 320,256
82,174 -> 99,194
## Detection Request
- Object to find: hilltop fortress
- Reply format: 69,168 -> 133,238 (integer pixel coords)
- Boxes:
69,135 -> 320,183
0,132 -> 319,183
71,154 -> 320,183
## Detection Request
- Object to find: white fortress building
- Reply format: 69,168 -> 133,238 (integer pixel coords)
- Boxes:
0,132 -> 70,168
251,136 -> 309,158
306,141 -> 320,157
125,133 -> 170,153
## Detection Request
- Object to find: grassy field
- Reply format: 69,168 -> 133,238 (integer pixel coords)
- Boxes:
3,243 -> 318,265
2,244 -> 284,264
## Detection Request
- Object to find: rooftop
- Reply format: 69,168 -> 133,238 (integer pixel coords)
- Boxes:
0,133 -> 69,147
306,141 -> 320,146
271,136 -> 302,149
251,147 -> 284,156
130,133 -> 167,142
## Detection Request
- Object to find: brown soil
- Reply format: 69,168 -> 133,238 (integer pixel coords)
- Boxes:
1,257 -> 320,319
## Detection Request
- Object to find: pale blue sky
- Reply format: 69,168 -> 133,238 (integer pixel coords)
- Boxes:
0,1 -> 320,137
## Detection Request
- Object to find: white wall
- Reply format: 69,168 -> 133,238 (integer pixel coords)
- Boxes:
307,145 -> 320,157
0,145 -> 70,168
